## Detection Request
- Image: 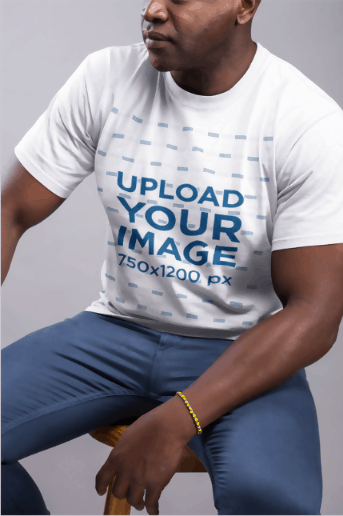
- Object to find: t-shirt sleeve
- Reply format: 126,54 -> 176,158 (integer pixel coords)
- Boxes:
272,109 -> 343,252
14,50 -> 109,199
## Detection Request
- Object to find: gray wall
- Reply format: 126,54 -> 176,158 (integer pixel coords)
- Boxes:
1,0 -> 343,514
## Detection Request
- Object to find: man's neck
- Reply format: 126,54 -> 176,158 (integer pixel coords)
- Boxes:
170,40 -> 257,97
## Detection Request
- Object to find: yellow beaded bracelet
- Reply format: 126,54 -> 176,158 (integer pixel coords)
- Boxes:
176,391 -> 202,434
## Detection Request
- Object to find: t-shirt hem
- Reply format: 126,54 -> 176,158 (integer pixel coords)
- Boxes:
272,234 -> 343,251
14,147 -> 72,199
83,306 -> 239,341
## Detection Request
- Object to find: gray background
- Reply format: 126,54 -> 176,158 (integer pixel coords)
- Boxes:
1,0 -> 343,514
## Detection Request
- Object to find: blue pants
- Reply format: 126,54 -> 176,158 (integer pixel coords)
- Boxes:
1,311 -> 323,515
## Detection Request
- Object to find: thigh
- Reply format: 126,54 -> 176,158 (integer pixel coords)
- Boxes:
1,311 -> 161,464
187,369 -> 323,515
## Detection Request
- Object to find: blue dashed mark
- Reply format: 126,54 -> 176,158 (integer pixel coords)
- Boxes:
214,318 -> 225,323
111,107 -> 118,114
152,291 -> 163,296
116,297 -> 125,303
113,134 -> 124,139
161,311 -> 172,316
230,301 -> 243,307
128,283 -> 137,288
186,314 -> 197,319
122,156 -> 134,163
105,273 -> 115,281
132,115 -> 143,123
98,150 -> 106,156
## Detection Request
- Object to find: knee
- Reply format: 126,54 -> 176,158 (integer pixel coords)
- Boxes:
1,427 -> 21,465
215,474 -> 321,515
1,438 -> 13,465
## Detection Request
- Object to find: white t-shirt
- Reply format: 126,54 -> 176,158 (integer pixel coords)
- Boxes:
15,41 -> 343,340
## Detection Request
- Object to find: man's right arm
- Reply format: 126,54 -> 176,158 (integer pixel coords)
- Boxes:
1,157 -> 66,285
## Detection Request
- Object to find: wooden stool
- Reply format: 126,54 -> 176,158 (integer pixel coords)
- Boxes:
89,418 -> 207,515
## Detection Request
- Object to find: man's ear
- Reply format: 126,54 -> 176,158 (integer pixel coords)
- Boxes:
236,0 -> 261,26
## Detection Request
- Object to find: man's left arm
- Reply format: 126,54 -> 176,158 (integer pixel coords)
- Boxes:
161,244 -> 343,442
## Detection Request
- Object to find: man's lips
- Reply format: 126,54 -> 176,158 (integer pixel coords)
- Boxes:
145,38 -> 171,49
143,31 -> 171,41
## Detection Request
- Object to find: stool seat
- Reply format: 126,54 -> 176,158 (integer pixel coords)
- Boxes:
89,420 -> 207,515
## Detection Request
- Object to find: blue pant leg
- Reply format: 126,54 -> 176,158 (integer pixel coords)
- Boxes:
1,462 -> 51,515
187,369 -> 323,515
1,311 -> 162,515
1,395 -> 159,515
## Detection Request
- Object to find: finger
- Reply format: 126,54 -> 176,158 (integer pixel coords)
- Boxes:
145,484 -> 160,515
111,471 -> 130,500
126,483 -> 146,511
95,457 -> 117,496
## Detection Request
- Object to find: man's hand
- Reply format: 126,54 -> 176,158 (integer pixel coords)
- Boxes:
95,404 -> 190,515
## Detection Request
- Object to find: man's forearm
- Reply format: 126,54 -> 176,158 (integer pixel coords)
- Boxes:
163,304 -> 338,442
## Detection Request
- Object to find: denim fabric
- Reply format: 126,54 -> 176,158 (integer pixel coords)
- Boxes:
1,311 -> 322,515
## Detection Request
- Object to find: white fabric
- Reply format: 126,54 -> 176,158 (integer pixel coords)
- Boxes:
15,41 -> 343,340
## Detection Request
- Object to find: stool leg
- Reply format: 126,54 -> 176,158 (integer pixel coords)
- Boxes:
103,474 -> 131,515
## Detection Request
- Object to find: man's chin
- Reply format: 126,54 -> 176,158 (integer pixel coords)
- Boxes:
148,55 -> 175,72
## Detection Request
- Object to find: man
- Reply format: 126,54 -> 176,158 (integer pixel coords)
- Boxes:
2,0 -> 343,514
